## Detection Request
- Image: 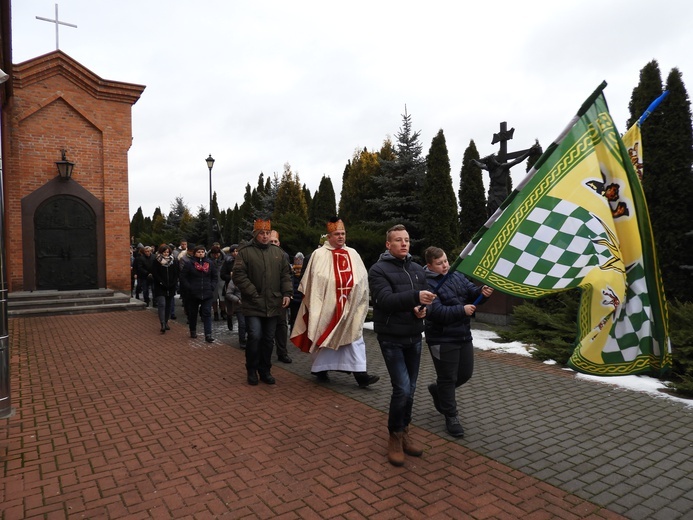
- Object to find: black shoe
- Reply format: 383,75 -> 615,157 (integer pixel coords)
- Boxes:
428,383 -> 443,414
205,335 -> 214,343
165,323 -> 170,330
259,373 -> 276,385
357,374 -> 380,388
312,371 -> 329,382
170,315 -> 177,320
247,371 -> 259,386
160,324 -> 166,334
278,355 -> 292,364
190,331 -> 197,339
445,415 -> 465,437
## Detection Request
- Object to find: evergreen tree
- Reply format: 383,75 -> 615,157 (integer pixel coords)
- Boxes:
628,61 -> 693,302
130,207 -> 145,243
189,206 -> 209,247
162,197 -> 193,243
459,140 -> 486,244
340,148 -> 380,225
303,185 -> 313,214
151,207 -> 165,239
310,175 -> 337,225
422,129 -> 458,255
373,108 -> 426,239
256,173 -> 279,220
274,163 -> 308,222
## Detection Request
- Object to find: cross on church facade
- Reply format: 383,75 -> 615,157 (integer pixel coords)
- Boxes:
36,3 -> 77,50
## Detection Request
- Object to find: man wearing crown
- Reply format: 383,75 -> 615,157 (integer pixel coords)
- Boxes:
290,217 -> 379,388
232,219 -> 293,386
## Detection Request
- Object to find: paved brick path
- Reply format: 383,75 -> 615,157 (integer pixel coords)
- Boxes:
0,307 -> 689,519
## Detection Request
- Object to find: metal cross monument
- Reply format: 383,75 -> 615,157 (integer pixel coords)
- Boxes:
472,121 -> 541,217
36,3 -> 77,50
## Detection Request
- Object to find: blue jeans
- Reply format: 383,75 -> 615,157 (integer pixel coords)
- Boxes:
379,339 -> 422,433
245,316 -> 278,375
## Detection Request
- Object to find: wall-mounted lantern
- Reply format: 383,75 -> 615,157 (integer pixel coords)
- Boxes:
55,149 -> 75,180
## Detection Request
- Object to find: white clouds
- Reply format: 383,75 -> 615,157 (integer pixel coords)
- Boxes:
12,1 -> 693,218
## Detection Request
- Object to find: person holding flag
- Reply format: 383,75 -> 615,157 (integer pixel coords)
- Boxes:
368,224 -> 436,466
423,246 -> 493,437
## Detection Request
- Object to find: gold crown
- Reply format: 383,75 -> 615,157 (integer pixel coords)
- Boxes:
326,219 -> 345,233
253,219 -> 271,232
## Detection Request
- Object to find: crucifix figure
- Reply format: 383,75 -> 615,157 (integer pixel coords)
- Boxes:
36,3 -> 77,50
471,122 -> 541,217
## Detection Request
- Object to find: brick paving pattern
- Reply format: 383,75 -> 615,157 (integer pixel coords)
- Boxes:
1,305 -> 691,519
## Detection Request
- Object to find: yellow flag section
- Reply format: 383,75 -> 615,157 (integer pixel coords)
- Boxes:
622,123 -> 644,181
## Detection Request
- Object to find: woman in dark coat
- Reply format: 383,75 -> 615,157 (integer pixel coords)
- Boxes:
151,244 -> 179,334
180,244 -> 218,342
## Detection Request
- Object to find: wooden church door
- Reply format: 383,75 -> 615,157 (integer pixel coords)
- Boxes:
35,195 -> 98,290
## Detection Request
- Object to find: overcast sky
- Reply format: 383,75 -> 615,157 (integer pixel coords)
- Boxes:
11,1 -> 693,221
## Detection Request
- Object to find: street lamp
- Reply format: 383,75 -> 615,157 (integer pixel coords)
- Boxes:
206,154 -> 215,247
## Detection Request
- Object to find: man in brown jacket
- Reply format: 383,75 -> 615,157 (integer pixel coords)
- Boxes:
232,219 -> 293,385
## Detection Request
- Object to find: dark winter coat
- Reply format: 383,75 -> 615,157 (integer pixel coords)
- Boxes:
220,257 -> 234,283
134,253 -> 154,280
368,251 -> 429,344
424,268 -> 483,345
180,257 -> 217,301
151,255 -> 180,299
231,241 -> 292,318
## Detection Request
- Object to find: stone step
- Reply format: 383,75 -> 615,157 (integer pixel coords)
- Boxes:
7,290 -> 146,317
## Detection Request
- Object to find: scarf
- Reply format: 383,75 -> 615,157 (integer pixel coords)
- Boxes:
157,253 -> 174,267
194,259 -> 210,273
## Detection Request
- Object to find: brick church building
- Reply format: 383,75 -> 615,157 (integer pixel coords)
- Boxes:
1,49 -> 145,293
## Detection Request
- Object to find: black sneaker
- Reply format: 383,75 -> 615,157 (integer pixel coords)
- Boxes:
428,383 -> 443,414
278,355 -> 292,364
205,335 -> 214,343
190,331 -> 197,339
445,415 -> 465,437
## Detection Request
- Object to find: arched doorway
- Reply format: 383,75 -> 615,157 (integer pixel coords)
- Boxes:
34,195 -> 98,290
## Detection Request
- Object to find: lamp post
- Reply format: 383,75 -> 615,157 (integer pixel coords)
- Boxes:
206,154 -> 215,248
0,71 -> 12,418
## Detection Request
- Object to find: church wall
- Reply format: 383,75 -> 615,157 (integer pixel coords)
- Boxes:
5,51 -> 144,292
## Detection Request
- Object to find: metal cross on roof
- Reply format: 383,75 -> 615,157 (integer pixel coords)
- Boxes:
36,3 -> 77,50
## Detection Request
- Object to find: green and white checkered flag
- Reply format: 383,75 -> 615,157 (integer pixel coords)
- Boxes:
458,83 -> 671,377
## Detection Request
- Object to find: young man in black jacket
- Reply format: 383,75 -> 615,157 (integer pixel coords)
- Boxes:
368,224 -> 436,466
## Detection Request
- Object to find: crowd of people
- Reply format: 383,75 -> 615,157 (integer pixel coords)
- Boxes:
130,218 -> 493,467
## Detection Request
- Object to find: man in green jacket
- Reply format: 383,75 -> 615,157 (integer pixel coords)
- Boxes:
232,219 -> 293,385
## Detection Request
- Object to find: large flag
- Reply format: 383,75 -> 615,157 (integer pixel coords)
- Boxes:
458,82 -> 671,376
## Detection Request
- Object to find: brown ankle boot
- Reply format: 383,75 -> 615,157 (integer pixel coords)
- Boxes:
388,432 -> 405,466
402,426 -> 423,457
